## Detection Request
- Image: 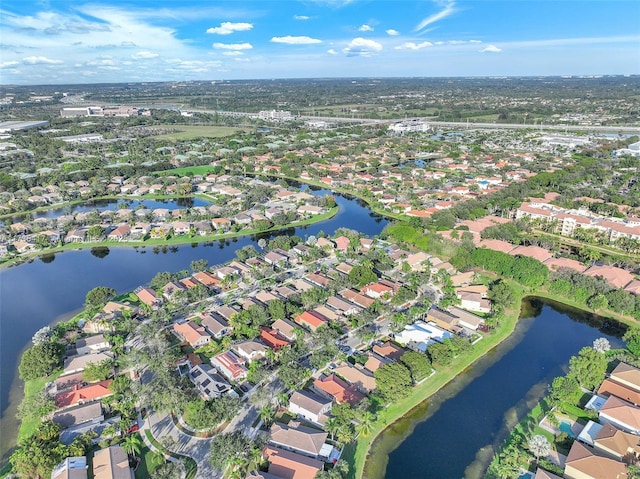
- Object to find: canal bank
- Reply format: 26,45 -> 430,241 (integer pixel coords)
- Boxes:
350,291 -> 627,479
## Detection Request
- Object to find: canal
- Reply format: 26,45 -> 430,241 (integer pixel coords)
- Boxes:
0,189 -> 388,457
366,298 -> 625,479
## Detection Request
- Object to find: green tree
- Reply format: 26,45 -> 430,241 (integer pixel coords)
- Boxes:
18,342 -> 64,380
348,264 -> 378,288
16,389 -> 56,421
400,351 -> 432,382
209,431 -> 257,470
548,375 -> 582,407
624,326 -> 640,357
85,286 -> 117,308
568,346 -> 608,390
82,359 -> 114,382
278,362 -> 310,390
121,433 -> 144,458
374,362 -> 413,402
190,259 -> 209,272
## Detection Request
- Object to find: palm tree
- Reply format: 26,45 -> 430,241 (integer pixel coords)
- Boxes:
357,411 -> 375,437
276,392 -> 290,408
325,417 -> 341,441
527,434 -> 551,465
121,433 -> 144,459
259,405 -> 275,426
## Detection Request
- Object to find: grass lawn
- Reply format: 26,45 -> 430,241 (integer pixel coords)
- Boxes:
344,283 -> 527,479
0,463 -> 13,478
135,439 -> 166,479
151,125 -> 245,140
17,369 -> 62,442
155,165 -> 221,176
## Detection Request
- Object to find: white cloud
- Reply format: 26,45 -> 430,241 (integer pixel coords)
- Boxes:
358,24 -> 373,32
234,57 -> 251,62
343,37 -> 382,56
386,29 -> 400,36
22,56 -> 63,64
327,48 -> 338,55
480,44 -> 501,53
131,50 -> 159,59
206,22 -> 253,35
271,36 -> 322,45
213,42 -> 253,50
395,41 -> 433,50
294,15 -> 310,20
222,51 -> 244,56
470,39 -> 482,43
0,61 -> 20,68
414,1 -> 457,32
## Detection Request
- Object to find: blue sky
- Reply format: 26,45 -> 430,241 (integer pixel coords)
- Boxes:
1,0 -> 639,85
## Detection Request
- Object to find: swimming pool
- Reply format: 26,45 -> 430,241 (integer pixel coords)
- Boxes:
560,420 -> 575,437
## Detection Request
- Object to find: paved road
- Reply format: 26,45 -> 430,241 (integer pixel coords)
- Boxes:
140,411 -> 222,479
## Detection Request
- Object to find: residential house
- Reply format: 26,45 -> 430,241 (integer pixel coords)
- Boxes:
56,380 -> 113,408
52,402 -> 104,428
599,395 -> 640,435
583,265 -> 635,289
192,271 -> 221,289
235,340 -> 267,362
162,281 -> 185,301
326,296 -> 361,316
51,457 -> 88,479
75,334 -> 110,355
107,225 -> 130,241
271,319 -> 298,342
598,378 -> 640,406
340,289 -> 375,309
372,341 -> 405,361
305,272 -> 332,288
260,327 -> 291,350
215,305 -> 239,323
265,251 -> 289,267
363,352 -> 391,373
333,362 -> 376,393
312,373 -> 364,406
361,282 -> 394,300
563,441 -> 627,479
134,287 -> 162,309
448,307 -> 486,331
211,351 -> 248,381
394,321 -> 452,352
456,290 -> 491,314
269,422 -> 330,459
294,311 -> 328,332
189,364 -> 232,400
64,229 -> 86,245
92,446 -> 134,479
173,321 -> 211,348
63,352 -> 113,375
201,313 -> 232,339
427,307 -> 462,333
263,446 -> 323,479
593,422 -> 640,462
287,390 -> 332,426
610,362 -> 640,392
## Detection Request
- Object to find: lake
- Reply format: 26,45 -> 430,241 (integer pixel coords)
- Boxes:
0,190 -> 388,457
365,298 -> 625,479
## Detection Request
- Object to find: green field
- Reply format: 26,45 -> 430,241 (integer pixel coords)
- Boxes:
152,125 -> 245,140
154,166 -> 220,176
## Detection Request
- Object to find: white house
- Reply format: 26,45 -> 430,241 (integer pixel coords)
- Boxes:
288,390 -> 333,426
394,320 -> 452,352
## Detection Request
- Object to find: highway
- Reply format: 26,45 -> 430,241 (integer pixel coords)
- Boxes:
181,107 -> 640,134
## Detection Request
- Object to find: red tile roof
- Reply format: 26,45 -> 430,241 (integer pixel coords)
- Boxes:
55,380 -> 112,408
313,374 -> 364,405
294,311 -> 328,331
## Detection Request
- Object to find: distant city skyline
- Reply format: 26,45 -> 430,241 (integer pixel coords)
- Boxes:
1,0 -> 639,85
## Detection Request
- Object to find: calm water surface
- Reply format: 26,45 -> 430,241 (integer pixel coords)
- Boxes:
369,299 -> 625,479
0,191 -> 387,456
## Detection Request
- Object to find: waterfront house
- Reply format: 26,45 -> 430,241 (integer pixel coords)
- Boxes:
598,395 -> 640,435
563,441 -> 627,479
162,281 -> 185,301
333,361 -> 376,393
75,334 -> 110,355
288,390 -> 332,426
372,341 -> 405,361
63,352 -> 113,375
598,378 -> 640,405
448,307 -> 486,331
263,446 -> 323,479
593,422 -> 640,462
52,402 -> 104,428
56,380 -> 113,408
610,362 -> 640,392
107,225 -> 130,241
134,287 -> 162,309
312,373 -> 364,406
92,446 -> 134,479
394,321 -> 452,352
268,421 -> 330,459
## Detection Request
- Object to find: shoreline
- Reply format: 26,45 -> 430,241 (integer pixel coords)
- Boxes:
349,285 -> 636,479
0,204 -> 339,269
